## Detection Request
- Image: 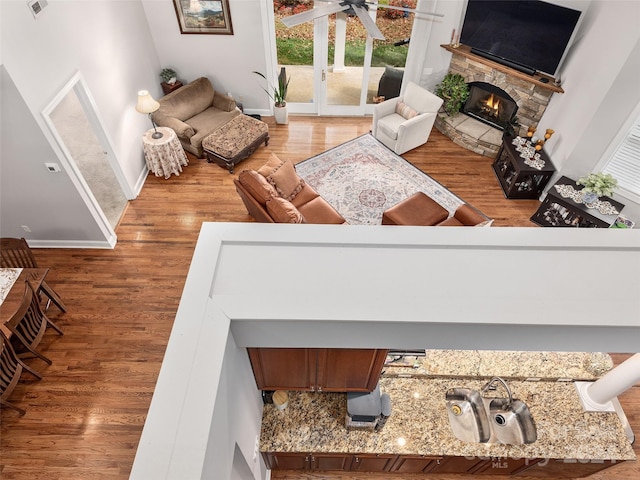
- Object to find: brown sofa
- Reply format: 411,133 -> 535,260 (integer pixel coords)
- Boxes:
234,154 -> 347,224
152,77 -> 240,158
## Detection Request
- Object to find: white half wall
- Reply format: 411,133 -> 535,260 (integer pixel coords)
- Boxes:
132,222 -> 640,479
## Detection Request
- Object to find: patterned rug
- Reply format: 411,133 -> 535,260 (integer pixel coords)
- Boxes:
295,134 -> 465,225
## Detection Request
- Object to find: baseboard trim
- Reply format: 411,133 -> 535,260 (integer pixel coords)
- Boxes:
28,237 -> 116,249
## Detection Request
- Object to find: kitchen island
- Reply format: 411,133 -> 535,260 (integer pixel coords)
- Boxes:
260,375 -> 635,476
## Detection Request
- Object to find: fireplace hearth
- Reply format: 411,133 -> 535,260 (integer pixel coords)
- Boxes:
463,82 -> 518,131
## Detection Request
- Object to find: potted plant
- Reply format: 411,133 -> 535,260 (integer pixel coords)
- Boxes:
577,172 -> 618,202
435,73 -> 470,116
160,68 -> 177,85
253,68 -> 290,124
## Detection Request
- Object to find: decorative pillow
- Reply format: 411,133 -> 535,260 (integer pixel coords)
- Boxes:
395,101 -> 419,120
266,197 -> 305,223
257,153 -> 285,177
238,170 -> 277,205
267,160 -> 305,201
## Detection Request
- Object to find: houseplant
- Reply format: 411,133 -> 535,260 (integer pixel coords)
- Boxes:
435,73 -> 469,116
160,68 -> 177,84
577,172 -> 618,202
253,69 -> 290,124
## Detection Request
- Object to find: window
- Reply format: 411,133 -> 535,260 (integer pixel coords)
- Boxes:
602,114 -> 640,200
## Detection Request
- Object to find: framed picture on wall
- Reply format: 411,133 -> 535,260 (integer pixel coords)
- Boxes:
173,0 -> 233,35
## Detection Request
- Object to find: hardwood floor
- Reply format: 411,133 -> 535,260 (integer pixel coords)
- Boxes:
0,117 -> 636,479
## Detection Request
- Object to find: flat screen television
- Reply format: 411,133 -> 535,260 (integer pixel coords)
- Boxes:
460,0 -> 582,76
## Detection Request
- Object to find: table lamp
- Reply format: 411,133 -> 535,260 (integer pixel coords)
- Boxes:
136,90 -> 163,139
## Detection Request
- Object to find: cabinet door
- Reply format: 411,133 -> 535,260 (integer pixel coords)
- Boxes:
430,456 -> 487,473
317,349 -> 388,392
515,458 -> 624,477
350,453 -> 397,472
247,348 -> 315,391
265,452 -> 309,470
311,453 -> 351,471
475,457 -> 541,475
391,456 -> 442,473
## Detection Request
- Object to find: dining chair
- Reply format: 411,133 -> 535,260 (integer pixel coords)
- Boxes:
1,334 -> 42,415
3,280 -> 63,365
0,237 -> 67,312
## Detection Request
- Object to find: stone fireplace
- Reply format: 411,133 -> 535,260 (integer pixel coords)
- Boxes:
463,82 -> 518,131
435,45 -> 562,157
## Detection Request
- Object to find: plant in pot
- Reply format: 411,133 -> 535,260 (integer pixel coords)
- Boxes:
253,68 -> 290,125
577,172 -> 618,203
160,68 -> 177,85
435,73 -> 470,116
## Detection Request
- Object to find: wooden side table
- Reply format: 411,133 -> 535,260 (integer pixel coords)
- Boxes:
142,127 -> 188,179
531,176 -> 625,228
161,81 -> 183,96
492,133 -> 555,199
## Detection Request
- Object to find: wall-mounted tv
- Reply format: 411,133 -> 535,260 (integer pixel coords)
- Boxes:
460,0 -> 582,76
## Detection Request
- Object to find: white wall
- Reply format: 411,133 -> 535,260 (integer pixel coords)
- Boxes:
0,0 -> 159,244
142,0 -> 271,112
0,66 -> 106,244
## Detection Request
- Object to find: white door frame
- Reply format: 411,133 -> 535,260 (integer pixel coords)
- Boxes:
41,71 -> 132,248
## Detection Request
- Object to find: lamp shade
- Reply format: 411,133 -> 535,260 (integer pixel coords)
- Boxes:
135,90 -> 160,114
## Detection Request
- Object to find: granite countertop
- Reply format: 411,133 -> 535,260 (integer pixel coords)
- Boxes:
383,350 -> 613,381
260,376 -> 636,461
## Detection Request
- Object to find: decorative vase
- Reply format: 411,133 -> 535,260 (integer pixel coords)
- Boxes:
582,191 -> 598,204
274,104 -> 288,125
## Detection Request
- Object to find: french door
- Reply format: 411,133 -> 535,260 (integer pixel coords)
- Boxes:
276,2 -> 379,116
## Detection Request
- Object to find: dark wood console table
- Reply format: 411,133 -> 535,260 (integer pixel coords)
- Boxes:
531,176 -> 625,228
493,134 -> 556,199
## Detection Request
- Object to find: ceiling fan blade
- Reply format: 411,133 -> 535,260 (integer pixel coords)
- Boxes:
353,5 -> 385,40
370,3 -> 444,18
281,3 -> 351,28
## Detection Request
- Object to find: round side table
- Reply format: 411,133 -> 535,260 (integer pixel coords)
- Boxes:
142,127 -> 188,179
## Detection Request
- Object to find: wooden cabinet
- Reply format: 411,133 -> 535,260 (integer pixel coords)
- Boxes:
264,452 -> 394,472
390,455 -> 443,473
350,453 -> 397,472
430,456 -> 488,473
515,458 -> 625,478
248,348 -> 387,392
493,134 -> 555,199
474,457 -> 541,475
264,452 -> 624,476
531,176 -> 624,228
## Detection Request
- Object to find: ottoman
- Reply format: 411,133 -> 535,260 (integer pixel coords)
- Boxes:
382,191 -> 449,226
202,115 -> 269,173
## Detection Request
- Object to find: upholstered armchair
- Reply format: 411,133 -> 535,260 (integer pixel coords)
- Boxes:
372,81 -> 444,155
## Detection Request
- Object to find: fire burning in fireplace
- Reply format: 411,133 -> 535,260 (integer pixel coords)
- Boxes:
463,82 -> 518,130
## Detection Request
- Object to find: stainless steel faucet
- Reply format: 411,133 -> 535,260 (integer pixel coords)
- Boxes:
481,376 -> 513,407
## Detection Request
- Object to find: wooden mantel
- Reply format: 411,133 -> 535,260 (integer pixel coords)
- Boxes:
441,44 -> 564,94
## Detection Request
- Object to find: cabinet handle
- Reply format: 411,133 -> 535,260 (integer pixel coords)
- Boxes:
310,386 -> 315,392
317,386 -> 323,392
355,457 -> 360,463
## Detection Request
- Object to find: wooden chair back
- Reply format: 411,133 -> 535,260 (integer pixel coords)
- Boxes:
3,281 -> 63,365
0,333 -> 42,415
0,238 -> 39,268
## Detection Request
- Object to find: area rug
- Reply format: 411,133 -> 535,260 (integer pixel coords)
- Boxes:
295,133 -> 466,225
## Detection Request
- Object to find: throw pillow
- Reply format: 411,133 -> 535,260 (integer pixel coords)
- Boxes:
238,170 -> 277,205
267,160 -> 305,201
257,153 -> 285,177
266,197 -> 305,223
395,101 -> 419,120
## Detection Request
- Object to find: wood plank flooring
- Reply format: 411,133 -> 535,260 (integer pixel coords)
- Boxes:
1,117 -> 637,479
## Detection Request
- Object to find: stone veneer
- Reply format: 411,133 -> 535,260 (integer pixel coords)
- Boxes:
435,45 -> 559,157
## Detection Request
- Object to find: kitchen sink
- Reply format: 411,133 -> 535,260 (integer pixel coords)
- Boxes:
445,378 -> 537,445
445,388 -> 491,443
489,397 -> 537,444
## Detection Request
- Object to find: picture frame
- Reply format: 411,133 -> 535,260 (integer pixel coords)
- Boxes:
173,0 -> 233,35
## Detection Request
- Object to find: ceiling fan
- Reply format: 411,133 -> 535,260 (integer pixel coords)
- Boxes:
280,0 -> 444,40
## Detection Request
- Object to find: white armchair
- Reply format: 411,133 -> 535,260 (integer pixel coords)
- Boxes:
372,81 -> 444,155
